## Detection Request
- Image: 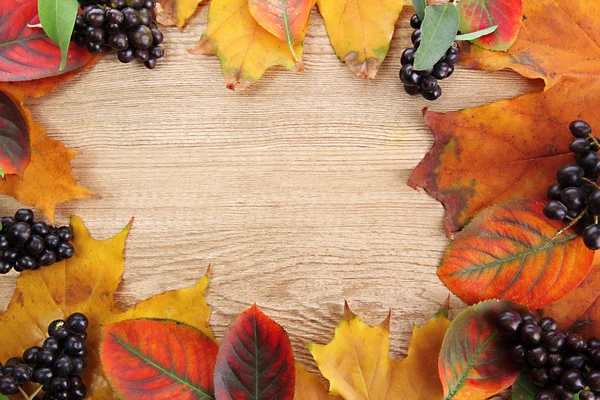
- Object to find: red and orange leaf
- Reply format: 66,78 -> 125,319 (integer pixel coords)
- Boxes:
458,0 -> 523,51
0,0 -> 94,82
0,91 -> 30,176
101,319 -> 218,400
439,300 -> 520,400
214,304 -> 295,400
437,200 -> 594,309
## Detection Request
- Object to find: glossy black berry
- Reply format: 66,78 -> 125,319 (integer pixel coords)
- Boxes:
510,343 -> 526,363
53,355 -> 74,377
23,345 -> 41,364
3,248 -> 18,263
563,354 -> 587,369
538,317 -> 558,332
44,234 -> 60,250
138,7 -> 152,25
38,249 -> 57,266
411,29 -> 421,45
43,337 -> 60,353
56,226 -> 73,242
401,48 -> 416,65
570,120 -> 592,138
122,7 -> 141,28
400,64 -> 420,87
0,260 -> 11,274
150,26 -> 163,45
66,313 -> 89,333
432,61 -> 451,79
577,151 -> 600,174
421,86 -> 442,101
580,390 -> 596,400
64,335 -> 85,355
108,32 -> 129,51
530,367 -> 550,387
144,0 -> 155,9
0,376 -> 18,395
85,7 -> 105,26
37,349 -> 55,366
135,48 -> 150,61
584,224 -> 600,250
15,208 -> 34,224
544,201 -> 568,221
549,365 -> 564,381
110,0 -> 127,7
129,25 -> 153,49
534,390 -> 557,400
12,363 -> 33,384
85,26 -> 105,44
520,322 -> 543,346
420,75 -> 437,92
25,234 -> 45,257
410,14 -> 421,29
496,309 -> 522,336
145,58 -> 157,69
106,8 -> 124,24
118,48 -> 136,63
32,367 -> 53,384
571,138 -> 592,154
56,242 -> 75,260
7,221 -> 31,246
561,187 -> 587,211
567,333 -> 588,353
526,346 -> 548,367
557,164 -> 584,187
0,234 -> 8,251
71,384 -> 87,399
588,369 -> 600,391
149,46 -> 164,59
561,368 -> 585,392
70,358 -> 86,376
1,217 -> 16,230
50,376 -> 70,392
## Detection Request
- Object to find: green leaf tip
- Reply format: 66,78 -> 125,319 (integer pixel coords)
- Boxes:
38,0 -> 80,72
455,25 -> 498,41
413,3 -> 460,71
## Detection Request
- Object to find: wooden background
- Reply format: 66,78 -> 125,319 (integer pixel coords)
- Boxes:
0,6 -> 540,369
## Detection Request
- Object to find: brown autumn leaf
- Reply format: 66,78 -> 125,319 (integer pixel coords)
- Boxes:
408,0 -> 600,233
0,216 -> 213,399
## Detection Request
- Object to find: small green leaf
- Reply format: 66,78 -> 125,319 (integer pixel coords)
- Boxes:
413,4 -> 460,71
413,0 -> 426,21
38,0 -> 80,71
0,167 -> 4,178
0,395 -> 8,400
455,25 -> 498,41
511,372 -> 538,399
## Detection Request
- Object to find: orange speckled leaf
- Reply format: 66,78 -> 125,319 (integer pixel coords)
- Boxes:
189,0 -> 314,90
101,319 -> 218,400
156,0 -> 205,28
458,0 -> 523,51
438,200 -> 594,309
0,216 -> 214,400
248,0 -> 313,61
439,300 -> 520,400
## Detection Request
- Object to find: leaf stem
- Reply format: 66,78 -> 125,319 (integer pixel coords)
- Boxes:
280,1 -> 299,62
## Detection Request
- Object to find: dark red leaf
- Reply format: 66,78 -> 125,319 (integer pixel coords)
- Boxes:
214,304 -> 295,400
0,91 -> 29,176
0,0 -> 94,81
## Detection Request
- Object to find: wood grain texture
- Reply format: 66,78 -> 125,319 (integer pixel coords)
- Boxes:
0,6 -> 539,372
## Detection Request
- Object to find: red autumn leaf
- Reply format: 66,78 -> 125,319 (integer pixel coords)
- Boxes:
0,0 -> 94,81
437,200 -> 594,309
214,304 -> 295,400
458,0 -> 523,51
439,300 -> 520,400
0,91 -> 30,176
100,319 -> 219,400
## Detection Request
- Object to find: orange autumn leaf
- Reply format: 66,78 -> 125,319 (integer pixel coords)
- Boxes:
294,363 -> 338,400
156,0 -> 205,28
307,301 -> 449,400
408,0 -> 600,232
0,216 -> 214,399
190,0 -> 315,90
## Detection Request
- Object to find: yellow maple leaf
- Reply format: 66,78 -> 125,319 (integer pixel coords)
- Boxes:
156,0 -> 204,28
307,301 -> 449,400
0,216 -> 213,399
295,362 -> 339,400
189,0 -> 315,90
316,0 -> 407,79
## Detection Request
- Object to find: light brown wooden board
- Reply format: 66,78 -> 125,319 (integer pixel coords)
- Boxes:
0,7 -> 539,371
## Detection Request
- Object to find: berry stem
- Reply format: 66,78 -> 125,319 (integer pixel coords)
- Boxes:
551,207 -> 588,241
589,133 -> 600,148
583,177 -> 600,190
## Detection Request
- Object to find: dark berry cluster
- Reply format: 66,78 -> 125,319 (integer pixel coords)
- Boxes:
0,209 -> 74,275
542,121 -> 600,250
72,0 -> 164,69
0,313 -> 89,399
497,309 -> 600,400
399,14 -> 459,101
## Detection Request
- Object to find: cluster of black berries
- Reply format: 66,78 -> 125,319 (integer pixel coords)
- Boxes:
72,0 -> 164,69
542,121 -> 600,250
497,310 -> 600,400
399,14 -> 459,101
0,209 -> 74,274
0,313 -> 88,399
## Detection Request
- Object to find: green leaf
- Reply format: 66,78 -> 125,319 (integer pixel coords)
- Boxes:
38,0 -> 80,71
455,25 -> 498,41
0,394 -> 8,400
0,167 -> 5,179
511,372 -> 538,400
413,4 -> 460,71
413,0 -> 426,21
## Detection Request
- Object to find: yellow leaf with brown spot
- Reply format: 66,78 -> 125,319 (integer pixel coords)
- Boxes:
295,362 -> 339,400
316,0 -> 406,79
307,301 -> 449,400
189,0 -> 315,91
156,0 -> 205,28
0,216 -> 213,399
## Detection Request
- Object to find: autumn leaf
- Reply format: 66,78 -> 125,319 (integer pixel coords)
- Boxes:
294,363 -> 338,400
214,304 -> 296,400
458,0 -> 523,51
0,0 -> 94,81
156,0 -> 205,28
0,92 -> 30,177
409,0 -> 600,232
316,0 -> 405,79
101,319 -> 219,399
439,300 -> 520,400
0,216 -> 214,399
307,301 -> 449,400
248,0 -> 314,61
438,200 -> 594,309
189,0 -> 314,90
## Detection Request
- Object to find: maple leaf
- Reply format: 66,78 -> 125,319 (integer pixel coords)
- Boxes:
0,216 -> 213,399
408,0 -> 600,233
307,301 -> 449,400
189,0 -> 315,91
316,0 -> 405,79
156,0 -> 205,28
294,363 -> 339,400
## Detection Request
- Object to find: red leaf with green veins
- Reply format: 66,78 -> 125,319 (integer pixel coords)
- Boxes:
214,304 -> 295,400
100,319 -> 219,400
0,0 -> 93,81
0,91 -> 29,176
458,0 -> 523,51
439,300 -> 520,400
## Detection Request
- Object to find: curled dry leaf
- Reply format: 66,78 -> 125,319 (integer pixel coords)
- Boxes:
101,319 -> 219,399
156,0 -> 205,28
189,0 -> 314,90
0,216 -> 214,399
214,304 -> 296,400
439,300 -> 520,400
437,200 -> 594,309
0,92 -> 30,177
409,0 -> 600,233
307,301 -> 449,400
458,0 -> 523,51
316,0 -> 405,79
